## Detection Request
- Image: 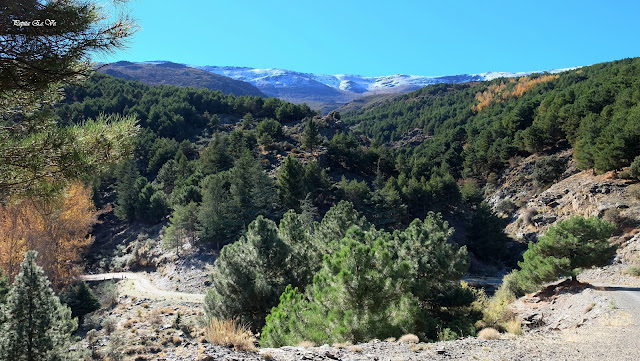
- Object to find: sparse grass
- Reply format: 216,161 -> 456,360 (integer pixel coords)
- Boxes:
297,341 -> 314,348
332,341 -> 353,349
384,337 -> 396,342
504,318 -> 522,336
347,345 -> 363,353
477,328 -> 501,340
410,343 -> 430,353
609,300 -> 618,309
626,265 -> 640,277
204,318 -> 257,352
398,334 -> 419,344
101,316 -> 117,334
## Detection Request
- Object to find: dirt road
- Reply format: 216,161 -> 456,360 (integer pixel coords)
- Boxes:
80,272 -> 205,303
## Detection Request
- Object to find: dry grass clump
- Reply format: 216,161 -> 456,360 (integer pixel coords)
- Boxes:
477,327 -> 501,340
398,334 -> 419,344
297,341 -> 315,348
504,318 -> 522,336
384,337 -> 396,342
410,343 -> 430,353
204,318 -> 257,352
626,265 -> 640,277
332,341 -> 353,349
348,345 -> 364,353
261,351 -> 274,360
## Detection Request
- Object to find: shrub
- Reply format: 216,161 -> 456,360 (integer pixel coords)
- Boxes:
96,281 -> 119,307
101,316 -> 117,334
398,334 -> 419,344
532,155 -> 566,187
297,341 -> 314,348
477,328 -> 500,340
504,318 -> 522,335
496,199 -> 518,216
629,156 -> 640,180
626,265 -> 640,277
603,208 -> 623,230
523,208 -> 538,225
628,183 -> 640,201
205,318 -> 257,352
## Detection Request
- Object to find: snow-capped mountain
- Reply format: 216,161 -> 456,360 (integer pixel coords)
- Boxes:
192,64 -> 578,109
125,61 -> 577,111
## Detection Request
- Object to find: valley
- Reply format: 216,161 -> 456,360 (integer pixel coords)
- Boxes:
1,2 -> 640,359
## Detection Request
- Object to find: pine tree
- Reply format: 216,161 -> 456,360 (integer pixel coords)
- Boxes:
163,202 -> 199,256
302,118 -> 320,153
277,155 -> 306,211
204,216 -> 292,330
0,251 -> 78,361
59,282 -> 100,326
1,1 -> 137,197
198,172 -> 233,249
517,216 -> 616,286
114,158 -> 142,222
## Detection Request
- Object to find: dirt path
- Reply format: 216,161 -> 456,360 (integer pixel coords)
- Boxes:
80,272 -> 205,303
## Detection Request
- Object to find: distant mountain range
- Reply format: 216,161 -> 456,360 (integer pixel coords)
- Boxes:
97,61 -> 265,97
101,61 -> 579,112
193,64 -> 578,110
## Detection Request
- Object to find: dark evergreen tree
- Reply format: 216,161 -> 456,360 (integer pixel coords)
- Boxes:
302,118 -> 321,152
59,282 -> 100,326
163,202 -> 199,256
204,216 -> 292,330
0,251 -> 78,361
516,216 -> 616,294
277,155 -> 306,211
114,158 -> 142,222
198,172 -> 233,249
466,203 -> 511,262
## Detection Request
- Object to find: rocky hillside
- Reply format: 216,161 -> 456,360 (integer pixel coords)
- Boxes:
486,147 -> 640,245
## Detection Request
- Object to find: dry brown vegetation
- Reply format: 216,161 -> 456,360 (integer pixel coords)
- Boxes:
472,74 -> 559,113
0,182 -> 100,288
398,333 -> 419,344
204,318 -> 257,352
478,327 -> 501,340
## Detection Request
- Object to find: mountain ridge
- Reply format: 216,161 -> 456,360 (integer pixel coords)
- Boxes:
136,60 -> 579,112
96,61 -> 265,97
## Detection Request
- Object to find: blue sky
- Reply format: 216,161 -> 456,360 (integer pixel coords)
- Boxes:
101,0 -> 640,77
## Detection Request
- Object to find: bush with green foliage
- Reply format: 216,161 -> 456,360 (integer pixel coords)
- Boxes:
256,118 -> 283,147
260,209 -> 477,347
629,155 -> 640,180
532,155 -> 566,187
513,216 -> 616,295
0,251 -> 79,361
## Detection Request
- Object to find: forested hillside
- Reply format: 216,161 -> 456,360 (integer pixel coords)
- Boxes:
343,58 -> 640,179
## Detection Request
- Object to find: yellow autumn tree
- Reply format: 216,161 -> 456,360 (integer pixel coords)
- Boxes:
0,182 -> 100,289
